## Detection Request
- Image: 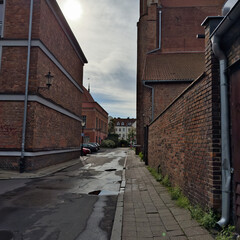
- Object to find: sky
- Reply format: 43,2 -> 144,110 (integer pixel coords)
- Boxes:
56,0 -> 139,118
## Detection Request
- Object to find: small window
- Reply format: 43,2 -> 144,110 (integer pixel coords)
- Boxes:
119,128 -> 121,132
123,128 -> 125,131
117,122 -> 120,126
121,122 -> 124,126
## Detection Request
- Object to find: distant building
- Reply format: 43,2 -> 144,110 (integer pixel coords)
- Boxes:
0,0 -> 87,171
82,87 -> 108,144
114,118 -> 136,141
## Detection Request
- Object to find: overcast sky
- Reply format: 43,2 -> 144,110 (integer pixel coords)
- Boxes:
57,0 -> 139,118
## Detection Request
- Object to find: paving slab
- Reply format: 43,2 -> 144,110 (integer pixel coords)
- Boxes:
120,150 -> 215,240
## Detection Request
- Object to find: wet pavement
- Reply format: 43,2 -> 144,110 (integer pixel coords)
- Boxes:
0,148 -> 128,240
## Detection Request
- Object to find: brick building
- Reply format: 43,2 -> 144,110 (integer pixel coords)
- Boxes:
136,0 -> 225,154
139,0 -> 240,230
0,0 -> 87,171
82,87 -> 108,144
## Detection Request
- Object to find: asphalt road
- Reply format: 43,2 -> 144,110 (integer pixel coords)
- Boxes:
0,148 -> 127,240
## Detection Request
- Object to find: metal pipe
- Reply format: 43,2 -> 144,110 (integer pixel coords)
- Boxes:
211,35 -> 231,227
143,81 -> 154,121
158,10 -> 162,49
20,0 -> 34,172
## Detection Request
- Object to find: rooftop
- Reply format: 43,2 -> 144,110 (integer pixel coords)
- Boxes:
143,52 -> 205,81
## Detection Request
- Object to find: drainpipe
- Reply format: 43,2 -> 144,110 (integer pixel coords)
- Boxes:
147,9 -> 162,54
143,81 -> 154,121
211,35 -> 231,227
20,0 -> 34,173
158,10 -> 162,49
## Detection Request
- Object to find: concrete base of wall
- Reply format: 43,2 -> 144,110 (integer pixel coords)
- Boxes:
0,151 -> 81,172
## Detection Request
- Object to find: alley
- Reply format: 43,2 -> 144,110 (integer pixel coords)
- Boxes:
0,148 -> 127,240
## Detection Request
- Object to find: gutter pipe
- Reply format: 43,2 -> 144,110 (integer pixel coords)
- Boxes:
158,10 -> 162,50
147,9 -> 162,54
20,0 -> 34,173
143,81 -> 154,121
209,2 -> 240,226
211,35 -> 231,228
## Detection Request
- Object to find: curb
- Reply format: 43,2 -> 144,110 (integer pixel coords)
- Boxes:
110,151 -> 128,240
0,156 -> 87,180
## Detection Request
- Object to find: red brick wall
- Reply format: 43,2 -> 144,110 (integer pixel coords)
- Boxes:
0,0 -> 85,170
148,21 -> 222,209
136,0 -> 225,153
39,0 -> 84,86
0,102 -> 23,149
35,49 -> 82,116
30,103 -> 81,150
82,102 -> 108,143
148,73 -> 221,208
4,0 -> 40,39
0,47 -> 29,93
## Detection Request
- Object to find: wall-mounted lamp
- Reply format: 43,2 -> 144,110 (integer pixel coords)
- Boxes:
37,71 -> 54,92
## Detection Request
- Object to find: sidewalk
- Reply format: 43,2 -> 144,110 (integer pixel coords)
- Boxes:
121,150 -> 214,240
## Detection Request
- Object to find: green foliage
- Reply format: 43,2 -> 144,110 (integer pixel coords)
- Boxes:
108,118 -> 115,134
127,127 -> 136,144
147,166 -> 163,182
176,195 -> 190,208
170,187 -> 182,200
147,165 -> 220,232
100,139 -> 116,148
189,205 -> 204,221
106,134 -> 119,146
188,206 -> 218,229
200,210 -> 218,229
162,175 -> 171,187
119,139 -> 129,147
216,225 -> 235,240
139,152 -> 144,161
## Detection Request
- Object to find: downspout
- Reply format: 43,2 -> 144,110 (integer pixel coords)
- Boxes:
158,10 -> 162,49
20,0 -> 34,173
211,35 -> 231,227
147,9 -> 162,54
143,81 -> 154,121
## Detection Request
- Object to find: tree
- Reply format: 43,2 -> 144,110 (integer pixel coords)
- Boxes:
127,127 -> 136,145
108,118 -> 115,134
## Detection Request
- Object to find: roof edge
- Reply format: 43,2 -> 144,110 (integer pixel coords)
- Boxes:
46,0 -> 88,64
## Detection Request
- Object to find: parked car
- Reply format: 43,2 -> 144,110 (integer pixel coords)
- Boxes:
89,142 -> 100,150
82,143 -> 98,152
80,147 -> 91,156
83,147 -> 91,155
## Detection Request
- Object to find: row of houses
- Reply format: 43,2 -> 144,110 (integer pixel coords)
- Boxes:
0,0 -> 108,172
137,0 -> 240,231
113,117 -> 136,141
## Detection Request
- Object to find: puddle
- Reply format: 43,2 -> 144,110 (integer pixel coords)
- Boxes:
0,230 -> 14,240
88,190 -> 119,196
88,190 -> 101,195
105,169 -> 117,172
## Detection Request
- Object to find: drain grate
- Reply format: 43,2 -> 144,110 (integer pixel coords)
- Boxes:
105,169 -> 117,172
0,230 -> 14,240
88,190 -> 101,195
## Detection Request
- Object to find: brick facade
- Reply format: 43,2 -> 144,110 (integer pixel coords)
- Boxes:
0,0 -> 87,171
136,0 -> 225,153
82,88 -> 108,144
148,18 -> 223,208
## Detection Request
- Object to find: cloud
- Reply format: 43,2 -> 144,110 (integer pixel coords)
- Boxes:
57,0 -> 139,118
